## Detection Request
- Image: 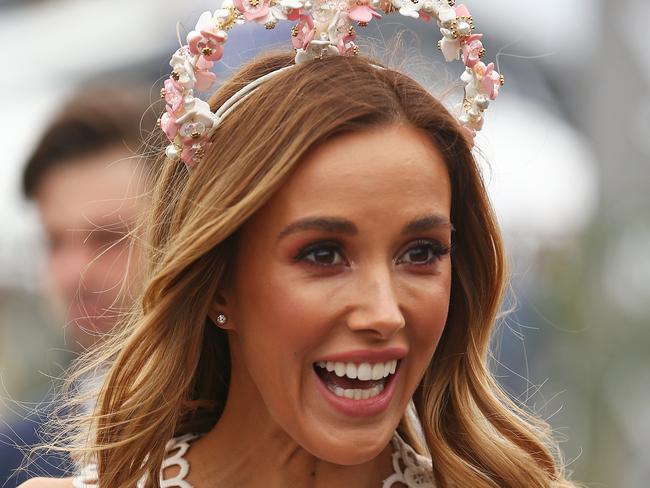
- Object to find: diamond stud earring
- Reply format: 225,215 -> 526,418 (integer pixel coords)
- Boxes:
216,314 -> 228,326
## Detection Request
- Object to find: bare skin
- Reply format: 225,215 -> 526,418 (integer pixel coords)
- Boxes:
34,145 -> 147,350
22,124 -> 452,487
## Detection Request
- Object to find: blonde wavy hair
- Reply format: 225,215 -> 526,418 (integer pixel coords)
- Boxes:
53,52 -> 578,488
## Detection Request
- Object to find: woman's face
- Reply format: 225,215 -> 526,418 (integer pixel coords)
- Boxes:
226,124 -> 452,465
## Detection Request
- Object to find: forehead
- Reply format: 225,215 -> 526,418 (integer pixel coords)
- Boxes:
252,124 -> 451,231
34,146 -> 147,232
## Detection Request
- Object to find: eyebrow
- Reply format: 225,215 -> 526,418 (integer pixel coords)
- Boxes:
277,214 -> 453,241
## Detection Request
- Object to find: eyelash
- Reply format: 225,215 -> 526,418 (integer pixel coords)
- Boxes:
294,239 -> 451,268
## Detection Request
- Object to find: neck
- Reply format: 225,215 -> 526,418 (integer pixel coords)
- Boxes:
187,344 -> 394,487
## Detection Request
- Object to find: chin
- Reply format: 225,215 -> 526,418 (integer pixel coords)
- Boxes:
298,425 -> 395,466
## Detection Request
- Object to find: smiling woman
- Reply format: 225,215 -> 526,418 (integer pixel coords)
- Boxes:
22,52 -> 577,488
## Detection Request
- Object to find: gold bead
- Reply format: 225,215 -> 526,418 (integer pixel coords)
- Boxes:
348,26 -> 355,36
352,45 -> 360,56
437,39 -> 442,51
202,47 -> 213,56
250,0 -> 259,6
171,70 -> 180,81
291,25 -> 298,37
447,0 -> 455,5
479,48 -> 486,58
499,74 -> 505,86
358,21 -> 368,27
191,131 -> 201,139
160,88 -> 166,99
156,118 -> 161,128
265,21 -> 276,29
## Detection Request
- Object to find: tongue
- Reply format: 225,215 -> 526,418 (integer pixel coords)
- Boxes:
319,369 -> 385,390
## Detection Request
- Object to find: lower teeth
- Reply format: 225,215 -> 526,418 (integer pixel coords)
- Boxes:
329,383 -> 385,400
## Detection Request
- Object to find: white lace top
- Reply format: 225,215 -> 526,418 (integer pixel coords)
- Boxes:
72,432 -> 435,487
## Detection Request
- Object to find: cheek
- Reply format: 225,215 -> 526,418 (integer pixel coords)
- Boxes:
234,264 -> 332,363
405,268 -> 452,360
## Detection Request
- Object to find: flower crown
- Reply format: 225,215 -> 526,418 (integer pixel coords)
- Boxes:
159,0 -> 503,167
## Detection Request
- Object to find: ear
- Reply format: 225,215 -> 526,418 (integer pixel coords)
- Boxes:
208,290 -> 236,331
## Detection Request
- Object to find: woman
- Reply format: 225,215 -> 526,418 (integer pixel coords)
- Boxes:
22,2 -> 578,487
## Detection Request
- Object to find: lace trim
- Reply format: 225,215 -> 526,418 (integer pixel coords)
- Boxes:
382,433 -> 435,487
74,432 -> 433,487
72,434 -> 200,488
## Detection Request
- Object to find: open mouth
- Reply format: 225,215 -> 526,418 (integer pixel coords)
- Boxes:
313,360 -> 399,401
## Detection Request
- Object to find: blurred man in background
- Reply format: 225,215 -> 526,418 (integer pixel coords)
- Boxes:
0,86 -> 155,483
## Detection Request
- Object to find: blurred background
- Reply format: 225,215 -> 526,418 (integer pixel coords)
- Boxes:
0,0 -> 648,486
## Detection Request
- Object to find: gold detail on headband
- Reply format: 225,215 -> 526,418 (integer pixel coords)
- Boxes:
193,147 -> 206,163
216,6 -> 239,31
171,70 -> 180,81
450,16 -> 474,39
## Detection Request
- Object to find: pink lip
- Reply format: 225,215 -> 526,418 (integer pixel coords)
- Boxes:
314,347 -> 407,364
313,361 -> 402,417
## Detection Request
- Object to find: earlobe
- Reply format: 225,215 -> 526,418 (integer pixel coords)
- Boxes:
209,292 -> 235,330
208,308 -> 234,331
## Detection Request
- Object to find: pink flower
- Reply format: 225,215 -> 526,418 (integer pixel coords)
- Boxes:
160,112 -> 178,141
234,0 -> 271,22
181,141 -> 210,167
462,33 -> 484,68
195,57 -> 217,91
163,78 -> 184,116
480,62 -> 501,100
291,15 -> 315,50
348,1 -> 381,24
455,3 -> 470,18
337,27 -> 357,55
188,30 -> 226,62
286,7 -> 302,21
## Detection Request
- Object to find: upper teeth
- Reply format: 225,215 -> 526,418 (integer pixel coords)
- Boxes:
316,360 -> 397,380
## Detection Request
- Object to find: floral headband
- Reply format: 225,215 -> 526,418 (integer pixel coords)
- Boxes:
159,0 -> 503,167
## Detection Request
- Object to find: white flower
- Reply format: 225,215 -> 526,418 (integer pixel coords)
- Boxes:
392,0 -> 422,19
438,36 -> 461,61
194,10 -> 215,31
437,4 -> 456,25
169,48 -> 197,89
280,0 -> 304,9
295,39 -> 340,64
176,98 -> 218,130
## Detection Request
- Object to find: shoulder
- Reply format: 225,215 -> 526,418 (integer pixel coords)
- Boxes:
18,478 -> 74,488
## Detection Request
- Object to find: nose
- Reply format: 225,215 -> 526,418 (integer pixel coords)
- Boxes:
346,266 -> 405,339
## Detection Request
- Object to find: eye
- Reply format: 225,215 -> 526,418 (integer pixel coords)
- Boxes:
295,242 -> 346,267
397,239 -> 450,266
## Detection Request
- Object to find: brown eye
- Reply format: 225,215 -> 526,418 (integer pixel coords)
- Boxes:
397,240 -> 450,266
406,246 -> 432,264
297,243 -> 346,267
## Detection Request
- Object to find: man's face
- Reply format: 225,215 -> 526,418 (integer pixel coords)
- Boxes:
34,145 -> 148,350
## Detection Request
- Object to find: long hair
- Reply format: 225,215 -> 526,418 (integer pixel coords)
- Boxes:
62,52 -> 577,487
